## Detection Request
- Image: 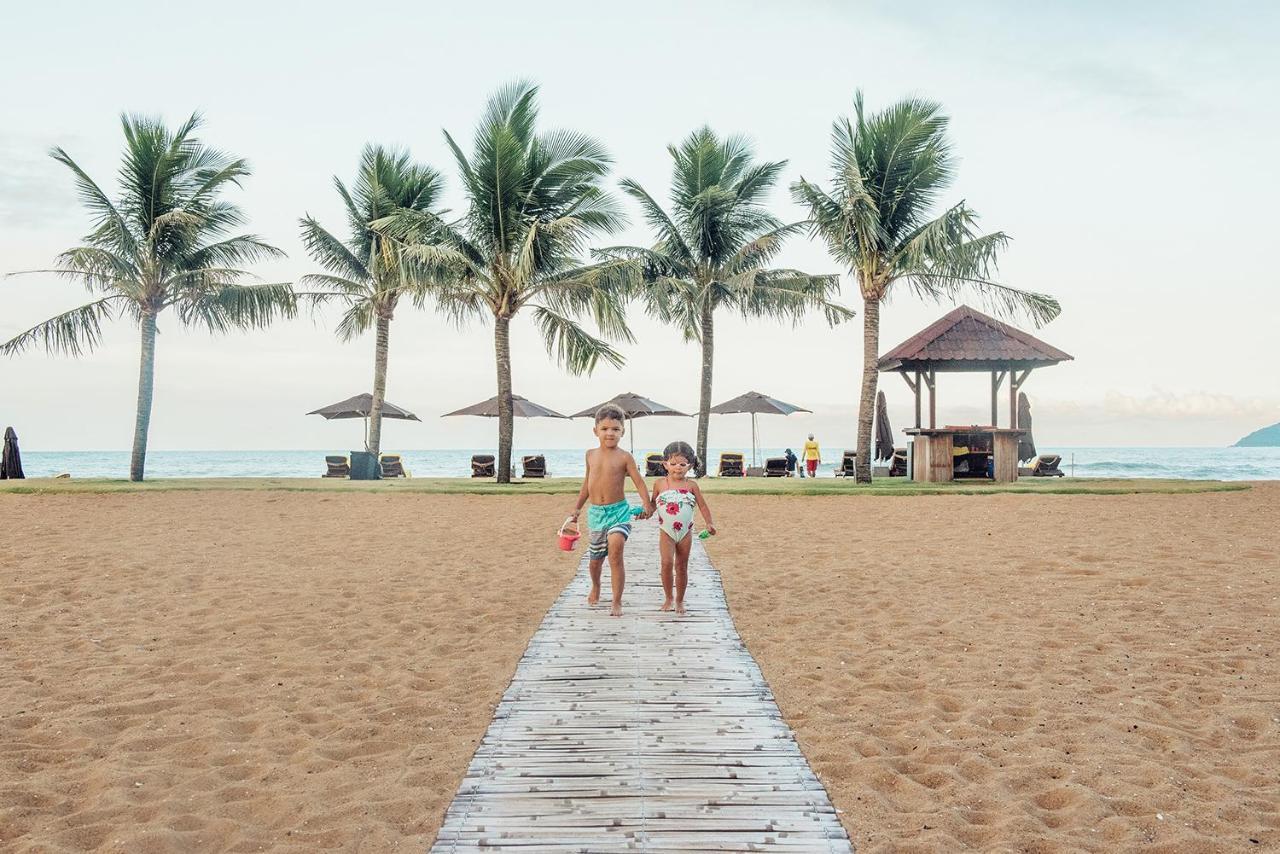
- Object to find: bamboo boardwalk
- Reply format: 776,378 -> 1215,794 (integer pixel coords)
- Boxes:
431,510 -> 854,852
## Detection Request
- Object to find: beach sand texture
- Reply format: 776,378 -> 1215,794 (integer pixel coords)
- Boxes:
2,485 -> 1277,852
1,493 -> 575,853
709,484 -> 1280,853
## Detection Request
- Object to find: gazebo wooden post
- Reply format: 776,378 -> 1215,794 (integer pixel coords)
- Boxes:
900,370 -> 921,428
926,369 -> 937,428
1009,362 -> 1018,428
991,370 -> 1006,427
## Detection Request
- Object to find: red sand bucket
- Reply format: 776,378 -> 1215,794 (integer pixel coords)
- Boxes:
557,517 -> 581,551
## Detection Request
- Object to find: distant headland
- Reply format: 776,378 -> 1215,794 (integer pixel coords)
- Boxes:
1234,422 -> 1280,447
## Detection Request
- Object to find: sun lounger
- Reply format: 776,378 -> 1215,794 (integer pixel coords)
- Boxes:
380,454 -> 409,478
889,447 -> 908,477
471,454 -> 496,478
645,453 -> 665,477
718,452 -> 744,477
765,457 -> 789,477
323,455 -> 350,478
833,450 -> 856,477
1031,454 -> 1065,477
522,454 -> 547,478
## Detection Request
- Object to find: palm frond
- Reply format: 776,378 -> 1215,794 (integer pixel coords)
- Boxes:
300,215 -> 371,283
175,283 -> 297,334
1,295 -> 124,356
530,305 -> 624,375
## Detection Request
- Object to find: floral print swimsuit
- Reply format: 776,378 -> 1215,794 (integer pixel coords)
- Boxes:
655,487 -> 697,543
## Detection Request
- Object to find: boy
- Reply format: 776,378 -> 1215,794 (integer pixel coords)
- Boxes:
569,404 -> 654,616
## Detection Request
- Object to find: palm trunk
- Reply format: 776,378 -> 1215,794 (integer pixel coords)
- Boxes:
855,294 -> 880,483
367,314 -> 391,456
695,301 -> 714,478
495,314 -> 514,483
128,312 -> 158,482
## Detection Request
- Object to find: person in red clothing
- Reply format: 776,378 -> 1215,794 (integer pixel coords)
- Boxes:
801,433 -> 822,477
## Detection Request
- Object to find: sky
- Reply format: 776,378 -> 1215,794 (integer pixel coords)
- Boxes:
2,0 -> 1277,453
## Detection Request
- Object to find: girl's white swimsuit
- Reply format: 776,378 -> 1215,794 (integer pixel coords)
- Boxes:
656,487 -> 697,543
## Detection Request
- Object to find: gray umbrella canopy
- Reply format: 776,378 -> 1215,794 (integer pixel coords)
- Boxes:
709,391 -> 810,417
874,390 -> 894,462
571,392 -> 689,420
1,427 -> 24,480
572,392 -> 689,454
1018,392 -> 1037,462
443,395 -> 569,419
307,393 -> 420,451
709,391 -> 811,467
307,393 -> 421,421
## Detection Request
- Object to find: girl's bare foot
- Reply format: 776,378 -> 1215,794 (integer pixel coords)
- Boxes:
610,603 -> 623,617
587,585 -> 600,605
659,598 -> 674,611
675,602 -> 686,615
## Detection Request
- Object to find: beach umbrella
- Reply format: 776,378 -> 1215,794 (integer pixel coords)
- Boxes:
443,394 -> 569,419
1,427 -> 23,480
1017,392 -> 1037,462
443,394 -> 569,476
571,392 -> 690,453
709,391 -> 811,467
874,390 -> 894,462
307,393 -> 421,450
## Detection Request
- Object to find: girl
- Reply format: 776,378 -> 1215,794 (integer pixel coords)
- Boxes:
649,441 -> 716,615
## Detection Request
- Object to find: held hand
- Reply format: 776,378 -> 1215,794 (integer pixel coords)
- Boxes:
706,524 -> 717,536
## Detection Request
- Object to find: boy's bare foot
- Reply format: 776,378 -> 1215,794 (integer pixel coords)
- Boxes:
675,602 -> 686,615
659,598 -> 673,611
609,602 -> 623,617
587,584 -> 600,605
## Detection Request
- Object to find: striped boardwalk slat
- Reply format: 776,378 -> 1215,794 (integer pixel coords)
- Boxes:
432,510 -> 853,852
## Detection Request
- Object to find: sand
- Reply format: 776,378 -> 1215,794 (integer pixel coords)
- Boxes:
0,492 -> 576,853
709,483 -> 1280,853
2,485 -> 1277,852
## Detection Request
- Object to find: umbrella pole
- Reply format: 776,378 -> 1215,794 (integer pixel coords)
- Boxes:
629,415 -> 634,455
752,413 -> 759,468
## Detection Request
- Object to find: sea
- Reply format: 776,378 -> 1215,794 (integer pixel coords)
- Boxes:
14,447 -> 1280,481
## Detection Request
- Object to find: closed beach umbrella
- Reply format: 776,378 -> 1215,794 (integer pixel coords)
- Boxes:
1,427 -> 24,480
874,390 -> 894,462
709,391 -> 811,467
1017,392 -> 1037,462
307,393 -> 421,450
571,392 -> 690,453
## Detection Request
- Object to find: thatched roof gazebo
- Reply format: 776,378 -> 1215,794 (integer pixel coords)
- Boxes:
878,305 -> 1072,481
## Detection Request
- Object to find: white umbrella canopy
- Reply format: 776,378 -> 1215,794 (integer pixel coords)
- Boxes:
571,392 -> 690,453
709,391 -> 811,467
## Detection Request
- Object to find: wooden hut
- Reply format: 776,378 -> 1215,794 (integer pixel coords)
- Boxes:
878,305 -> 1072,482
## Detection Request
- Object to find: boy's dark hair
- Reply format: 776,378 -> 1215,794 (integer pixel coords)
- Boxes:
594,403 -> 626,424
663,441 -> 697,468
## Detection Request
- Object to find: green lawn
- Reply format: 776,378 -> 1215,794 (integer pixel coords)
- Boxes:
0,476 -> 1249,497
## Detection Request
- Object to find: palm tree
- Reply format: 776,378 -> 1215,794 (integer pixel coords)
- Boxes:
378,81 -> 635,483
2,113 -> 291,481
598,127 -> 850,475
792,93 -> 1062,482
299,145 -> 444,457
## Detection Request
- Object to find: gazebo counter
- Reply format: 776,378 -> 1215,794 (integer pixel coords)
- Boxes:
904,426 -> 1026,483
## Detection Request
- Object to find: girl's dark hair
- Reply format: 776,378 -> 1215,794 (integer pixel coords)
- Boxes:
663,441 -> 697,468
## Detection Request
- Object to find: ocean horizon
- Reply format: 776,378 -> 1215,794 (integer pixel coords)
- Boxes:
14,446 -> 1280,481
